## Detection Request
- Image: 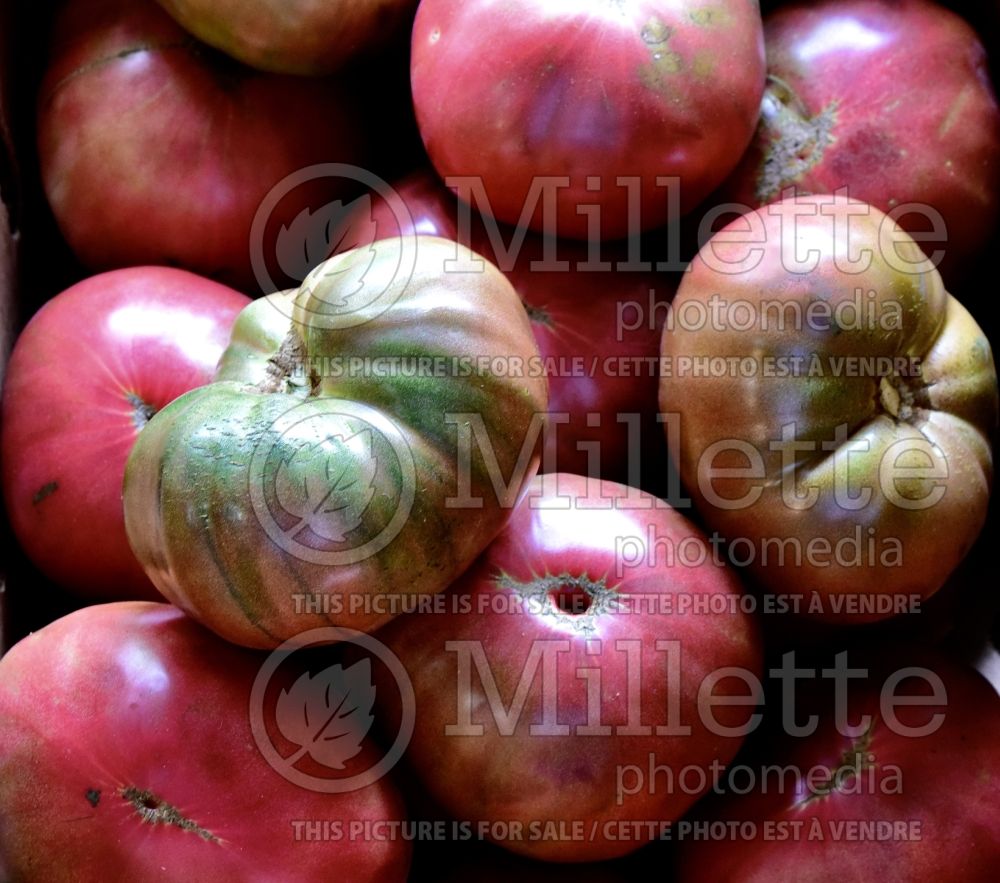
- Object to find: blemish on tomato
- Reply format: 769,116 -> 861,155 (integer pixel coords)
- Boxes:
691,51 -> 715,79
829,128 -> 899,183
32,481 -> 58,505
938,84 -> 973,139
640,18 -> 672,45
524,301 -> 553,327
756,78 -> 839,204
120,785 -> 220,843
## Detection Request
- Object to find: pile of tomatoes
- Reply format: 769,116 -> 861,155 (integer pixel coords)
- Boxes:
0,1 -> 998,880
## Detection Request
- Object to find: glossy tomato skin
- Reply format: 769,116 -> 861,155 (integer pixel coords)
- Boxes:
411,0 -> 766,240
375,473 -> 762,862
154,0 -> 420,75
660,195 -> 997,624
721,0 -> 1000,274
0,602 -> 411,882
123,237 -> 548,649
356,169 -> 672,482
676,647 -> 1000,881
38,0 -> 363,292
0,267 -> 249,601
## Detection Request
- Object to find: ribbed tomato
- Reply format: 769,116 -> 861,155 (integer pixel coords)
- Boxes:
660,195 -> 997,623
123,237 -> 548,648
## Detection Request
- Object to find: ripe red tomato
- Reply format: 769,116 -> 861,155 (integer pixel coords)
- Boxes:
1,266 -> 249,600
38,0 -> 363,292
411,0 -> 766,239
0,602 -> 411,881
375,473 -> 762,862
676,646 -> 1000,881
720,0 -> 1000,274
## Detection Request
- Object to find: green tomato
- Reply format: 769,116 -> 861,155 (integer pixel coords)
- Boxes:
124,236 -> 548,648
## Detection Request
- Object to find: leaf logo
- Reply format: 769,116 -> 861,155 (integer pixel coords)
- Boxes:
276,194 -> 378,304
274,428 -> 378,545
274,659 -> 376,771
250,164 -> 418,325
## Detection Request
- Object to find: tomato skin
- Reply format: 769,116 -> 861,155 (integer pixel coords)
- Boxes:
411,0 -> 766,239
676,647 -> 1000,882
354,169 -> 672,482
124,237 -> 548,649
659,195 -> 998,623
154,0 -> 420,75
0,266 -> 249,601
38,0 -> 363,292
721,0 -> 1000,274
0,602 -> 411,882
375,472 -> 762,862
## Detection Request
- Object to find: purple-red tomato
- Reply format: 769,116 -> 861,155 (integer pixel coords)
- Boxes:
676,647 -> 1000,881
0,602 -> 411,881
356,169 -> 671,481
720,0 -> 1000,273
375,473 -> 762,862
1,267 -> 249,600
411,0 -> 766,239
38,0 -> 364,292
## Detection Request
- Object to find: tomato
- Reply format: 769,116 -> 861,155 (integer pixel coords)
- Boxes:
123,236 -> 548,648
659,194 -> 998,623
720,0 -> 1000,275
1,267 -> 249,601
0,601 -> 411,881
676,646 -> 1000,881
38,0 -> 363,292
154,0 -> 420,75
410,0 -> 766,239
374,472 -> 762,862
353,168 -> 671,482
